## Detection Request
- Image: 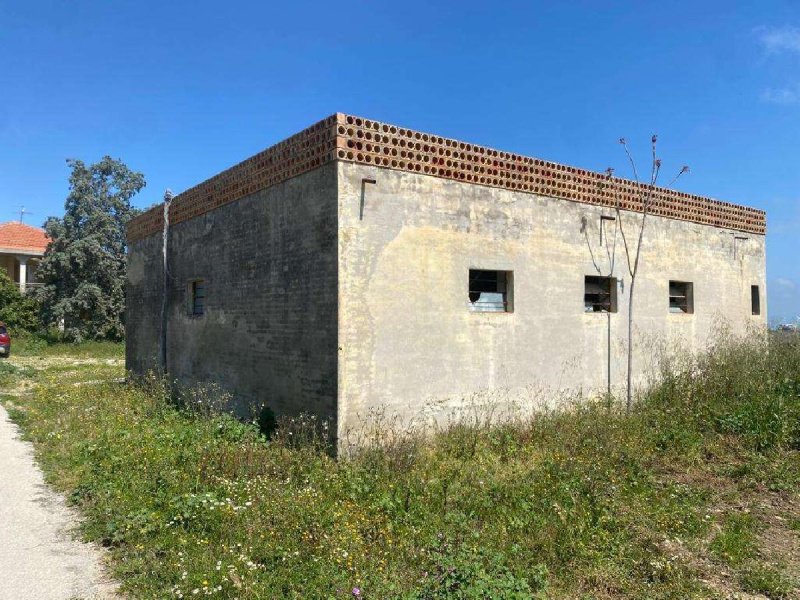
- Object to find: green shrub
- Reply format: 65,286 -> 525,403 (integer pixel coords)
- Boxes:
0,361 -> 35,386
408,547 -> 543,599
739,564 -> 794,599
710,513 -> 757,566
640,333 -> 800,454
8,331 -> 124,358
0,271 -> 40,331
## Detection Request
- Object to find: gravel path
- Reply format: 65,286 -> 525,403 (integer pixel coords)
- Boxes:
0,403 -> 118,600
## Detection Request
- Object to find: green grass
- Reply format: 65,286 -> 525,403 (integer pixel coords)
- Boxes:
0,361 -> 35,387
2,333 -> 800,598
8,331 -> 124,359
710,513 -> 757,566
740,564 -> 795,599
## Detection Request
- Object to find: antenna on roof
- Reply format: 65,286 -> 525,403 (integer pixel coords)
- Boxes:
15,206 -> 34,224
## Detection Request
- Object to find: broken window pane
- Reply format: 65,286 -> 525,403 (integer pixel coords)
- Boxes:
584,276 -> 617,313
669,281 -> 694,314
469,269 -> 512,313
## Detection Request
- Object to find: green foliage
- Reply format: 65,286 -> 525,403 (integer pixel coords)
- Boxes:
740,564 -> 794,599
8,330 -> 124,358
640,333 -> 800,455
3,334 -> 799,598
408,546 -> 543,599
0,361 -> 35,387
0,270 -> 40,331
35,156 -> 145,342
710,513 -> 757,566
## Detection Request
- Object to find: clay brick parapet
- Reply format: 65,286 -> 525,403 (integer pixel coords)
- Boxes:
333,114 -> 766,235
127,113 -> 766,242
127,114 -> 340,242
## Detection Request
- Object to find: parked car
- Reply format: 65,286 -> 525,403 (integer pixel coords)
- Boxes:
0,322 -> 10,357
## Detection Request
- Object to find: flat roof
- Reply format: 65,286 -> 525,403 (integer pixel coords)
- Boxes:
128,113 -> 766,242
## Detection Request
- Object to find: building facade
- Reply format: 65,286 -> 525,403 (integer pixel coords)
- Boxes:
126,114 -> 767,445
0,222 -> 48,293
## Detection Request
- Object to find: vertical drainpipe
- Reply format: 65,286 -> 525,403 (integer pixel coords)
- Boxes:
600,215 -> 616,398
607,312 -> 611,397
160,190 -> 173,374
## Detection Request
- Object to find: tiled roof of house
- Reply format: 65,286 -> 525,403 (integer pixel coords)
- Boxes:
0,222 -> 49,254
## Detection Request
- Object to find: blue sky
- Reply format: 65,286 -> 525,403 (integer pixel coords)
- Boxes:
1,1 -> 798,322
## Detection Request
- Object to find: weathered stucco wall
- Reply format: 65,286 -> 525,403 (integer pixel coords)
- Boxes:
337,162 -> 767,441
128,154 -> 766,447
126,163 -> 339,421
126,232 -> 164,375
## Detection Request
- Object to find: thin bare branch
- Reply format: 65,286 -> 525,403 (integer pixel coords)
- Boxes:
607,167 -> 634,277
620,134 -> 668,413
620,139 -> 641,186
650,134 -> 658,186
631,157 -> 659,280
664,165 -> 690,189
616,204 -> 634,277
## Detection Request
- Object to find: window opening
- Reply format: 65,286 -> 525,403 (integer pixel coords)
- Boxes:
190,280 -> 205,316
584,276 -> 618,313
468,270 -> 512,313
751,285 -> 760,316
669,281 -> 694,314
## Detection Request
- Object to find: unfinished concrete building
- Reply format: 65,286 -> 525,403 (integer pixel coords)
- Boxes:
126,114 -> 767,443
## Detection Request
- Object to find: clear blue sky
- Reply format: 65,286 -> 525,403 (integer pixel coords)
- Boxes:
1,1 -> 798,322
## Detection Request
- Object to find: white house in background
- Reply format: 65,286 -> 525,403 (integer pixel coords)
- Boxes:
0,221 -> 49,293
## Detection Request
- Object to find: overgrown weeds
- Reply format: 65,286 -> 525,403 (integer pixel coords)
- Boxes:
2,333 -> 799,598
9,330 -> 124,358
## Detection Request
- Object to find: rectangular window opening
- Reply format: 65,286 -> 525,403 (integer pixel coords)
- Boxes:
190,280 -> 205,316
669,280 -> 694,314
751,285 -> 761,316
468,269 -> 513,313
584,275 -> 618,313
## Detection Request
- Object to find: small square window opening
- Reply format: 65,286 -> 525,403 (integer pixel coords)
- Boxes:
751,285 -> 760,316
669,281 -> 694,314
190,280 -> 205,316
468,269 -> 513,313
584,276 -> 618,313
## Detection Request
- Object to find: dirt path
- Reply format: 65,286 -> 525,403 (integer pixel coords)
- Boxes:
0,402 -> 118,599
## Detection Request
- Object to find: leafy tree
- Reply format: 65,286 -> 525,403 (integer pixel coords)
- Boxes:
36,156 -> 145,341
0,271 -> 40,331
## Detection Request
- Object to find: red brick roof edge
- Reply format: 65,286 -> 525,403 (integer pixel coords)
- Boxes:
127,113 -> 766,242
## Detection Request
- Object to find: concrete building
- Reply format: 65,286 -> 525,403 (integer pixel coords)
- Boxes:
0,222 -> 48,293
126,114 -> 767,445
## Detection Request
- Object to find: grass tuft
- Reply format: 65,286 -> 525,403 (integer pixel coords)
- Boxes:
740,564 -> 794,599
710,512 -> 757,566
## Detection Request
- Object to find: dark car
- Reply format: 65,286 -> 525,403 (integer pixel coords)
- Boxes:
0,322 -> 10,357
